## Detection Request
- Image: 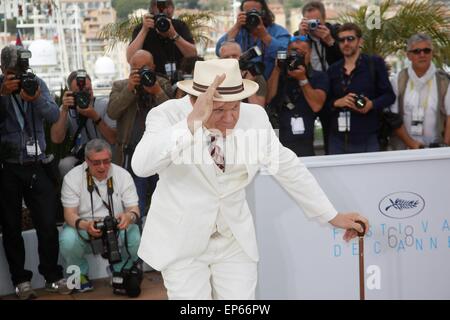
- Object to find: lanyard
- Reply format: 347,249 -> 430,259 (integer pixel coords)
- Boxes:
312,39 -> 326,71
340,56 -> 362,94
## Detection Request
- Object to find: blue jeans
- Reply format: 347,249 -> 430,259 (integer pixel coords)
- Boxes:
328,133 -> 380,154
59,224 -> 141,276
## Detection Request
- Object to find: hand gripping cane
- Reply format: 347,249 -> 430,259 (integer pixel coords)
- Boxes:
355,221 -> 366,300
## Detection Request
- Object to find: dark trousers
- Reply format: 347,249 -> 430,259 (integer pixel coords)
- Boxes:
328,132 -> 380,154
280,138 -> 315,157
0,162 -> 63,286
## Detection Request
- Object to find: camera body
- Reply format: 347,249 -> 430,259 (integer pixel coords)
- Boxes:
154,0 -> 170,33
138,67 -> 157,88
15,49 -> 39,96
71,70 -> 91,109
112,263 -> 143,298
91,215 -> 122,264
245,9 -> 261,31
286,49 -> 305,71
307,19 -> 321,31
239,46 -> 264,76
354,94 -> 366,109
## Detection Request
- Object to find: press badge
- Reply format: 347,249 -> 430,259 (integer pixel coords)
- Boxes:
291,117 -> 305,135
338,111 -> 350,132
411,107 -> 424,136
165,63 -> 176,76
26,138 -> 42,156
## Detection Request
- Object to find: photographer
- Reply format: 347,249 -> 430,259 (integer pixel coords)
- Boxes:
215,0 -> 290,80
60,139 -> 141,294
127,0 -> 197,83
267,36 -> 329,156
295,1 -> 343,154
390,33 -> 450,150
107,50 -> 172,216
327,23 -> 395,154
51,70 -> 117,178
219,41 -> 267,107
0,45 -> 70,299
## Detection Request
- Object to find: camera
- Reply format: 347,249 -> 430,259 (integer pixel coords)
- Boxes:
90,215 -> 122,264
239,46 -> 264,76
112,263 -> 143,298
354,94 -> 366,109
138,67 -> 156,88
71,70 -> 91,109
286,49 -> 305,71
15,49 -> 39,96
307,19 -> 321,31
154,0 -> 170,33
245,9 -> 261,31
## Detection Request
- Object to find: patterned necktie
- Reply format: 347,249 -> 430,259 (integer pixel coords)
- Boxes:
209,135 -> 225,172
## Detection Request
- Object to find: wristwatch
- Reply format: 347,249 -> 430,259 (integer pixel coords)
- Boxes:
94,117 -> 102,125
171,33 -> 181,42
299,79 -> 309,87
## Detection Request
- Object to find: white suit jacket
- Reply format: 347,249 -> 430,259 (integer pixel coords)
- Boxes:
132,95 -> 337,271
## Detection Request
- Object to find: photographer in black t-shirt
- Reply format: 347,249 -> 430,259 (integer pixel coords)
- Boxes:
127,0 -> 197,84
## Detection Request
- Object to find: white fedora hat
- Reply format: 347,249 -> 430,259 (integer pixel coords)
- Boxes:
177,59 -> 259,102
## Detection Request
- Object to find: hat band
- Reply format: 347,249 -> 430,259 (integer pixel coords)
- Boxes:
193,82 -> 244,95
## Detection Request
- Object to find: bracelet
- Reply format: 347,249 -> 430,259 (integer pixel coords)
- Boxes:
298,79 -> 309,87
75,218 -> 86,230
128,211 -> 139,223
94,117 -> 102,125
171,33 -> 181,42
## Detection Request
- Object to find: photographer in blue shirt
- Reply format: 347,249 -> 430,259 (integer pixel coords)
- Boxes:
327,23 -> 395,154
267,35 -> 329,156
215,0 -> 290,80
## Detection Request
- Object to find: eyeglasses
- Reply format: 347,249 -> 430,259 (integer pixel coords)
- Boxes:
408,48 -> 432,55
289,35 -> 310,43
87,157 -> 112,166
337,36 -> 357,43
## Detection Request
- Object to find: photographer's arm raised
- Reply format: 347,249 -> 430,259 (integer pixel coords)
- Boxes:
51,91 -> 72,144
126,14 -> 154,63
161,21 -> 197,58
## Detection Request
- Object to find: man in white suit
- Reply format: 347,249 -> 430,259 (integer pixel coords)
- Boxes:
132,59 -> 369,299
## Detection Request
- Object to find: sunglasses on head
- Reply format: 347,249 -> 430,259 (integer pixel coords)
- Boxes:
337,35 -> 357,43
289,35 -> 310,43
408,48 -> 432,55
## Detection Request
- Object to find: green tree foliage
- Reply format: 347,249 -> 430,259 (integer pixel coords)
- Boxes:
99,11 -> 215,51
340,0 -> 450,66
112,0 -> 150,20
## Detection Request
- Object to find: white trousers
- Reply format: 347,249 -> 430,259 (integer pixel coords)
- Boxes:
161,232 -> 257,300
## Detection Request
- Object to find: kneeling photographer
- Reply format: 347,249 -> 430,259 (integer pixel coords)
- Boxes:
60,139 -> 142,296
219,41 -> 267,107
266,35 -> 329,156
51,70 -> 117,178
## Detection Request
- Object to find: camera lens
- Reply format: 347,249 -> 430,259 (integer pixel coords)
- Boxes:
354,95 -> 366,109
308,19 -> 320,31
245,10 -> 261,30
155,14 -> 170,33
139,67 -> 156,87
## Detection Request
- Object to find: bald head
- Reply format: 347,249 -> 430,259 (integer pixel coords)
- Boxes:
219,42 -> 242,59
130,50 -> 155,71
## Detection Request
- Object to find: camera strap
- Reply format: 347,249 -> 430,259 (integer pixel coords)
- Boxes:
340,54 -> 363,94
312,39 -> 327,72
12,95 -> 39,163
86,168 -> 115,218
69,116 -> 88,153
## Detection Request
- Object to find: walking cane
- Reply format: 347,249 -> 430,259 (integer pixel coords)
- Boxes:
355,221 -> 366,300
